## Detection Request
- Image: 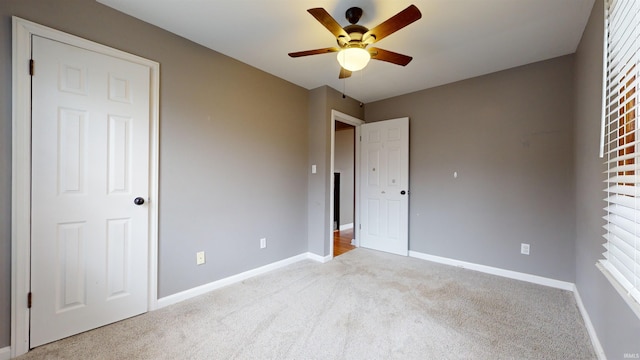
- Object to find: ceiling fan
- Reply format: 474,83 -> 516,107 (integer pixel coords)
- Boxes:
288,5 -> 422,79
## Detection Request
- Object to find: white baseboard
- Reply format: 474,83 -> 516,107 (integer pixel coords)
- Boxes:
573,286 -> 606,360
408,251 -> 574,291
307,252 -> 333,263
339,223 -> 354,231
0,346 -> 10,360
157,252 -> 312,308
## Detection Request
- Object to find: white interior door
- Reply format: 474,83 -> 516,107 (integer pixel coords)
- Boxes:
360,118 -> 409,256
30,35 -> 151,347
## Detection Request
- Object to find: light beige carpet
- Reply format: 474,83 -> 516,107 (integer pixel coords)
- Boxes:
18,248 -> 596,359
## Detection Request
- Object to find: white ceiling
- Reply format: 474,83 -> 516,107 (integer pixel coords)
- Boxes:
97,0 -> 595,103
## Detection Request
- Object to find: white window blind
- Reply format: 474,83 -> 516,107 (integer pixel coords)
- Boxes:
601,0 -> 640,316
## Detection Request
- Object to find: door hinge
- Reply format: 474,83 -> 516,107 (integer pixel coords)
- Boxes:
29,59 -> 34,76
360,136 -> 362,141
27,292 -> 32,308
359,224 -> 362,230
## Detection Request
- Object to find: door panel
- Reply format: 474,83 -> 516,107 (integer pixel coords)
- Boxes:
30,35 -> 150,347
57,222 -> 87,311
360,118 -> 409,256
367,199 -> 380,236
106,218 -> 131,299
388,200 -> 401,239
108,115 -> 133,193
58,108 -> 87,194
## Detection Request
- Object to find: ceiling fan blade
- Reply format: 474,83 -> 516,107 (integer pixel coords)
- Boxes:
339,67 -> 352,79
308,8 -> 351,41
369,47 -> 413,66
288,47 -> 340,57
363,5 -> 422,44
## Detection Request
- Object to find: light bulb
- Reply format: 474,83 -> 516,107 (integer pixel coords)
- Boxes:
336,48 -> 371,72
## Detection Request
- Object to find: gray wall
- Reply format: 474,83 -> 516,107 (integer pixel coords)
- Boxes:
335,127 -> 355,227
574,0 -> 640,357
365,56 -> 576,282
307,86 -> 363,256
1,0 -> 310,347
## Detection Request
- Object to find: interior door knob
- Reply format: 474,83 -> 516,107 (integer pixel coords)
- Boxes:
400,190 -> 407,195
134,197 -> 145,205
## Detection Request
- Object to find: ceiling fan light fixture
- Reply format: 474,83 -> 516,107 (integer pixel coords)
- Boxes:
337,47 -> 370,72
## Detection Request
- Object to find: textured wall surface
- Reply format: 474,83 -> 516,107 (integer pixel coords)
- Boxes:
365,56 -> 576,282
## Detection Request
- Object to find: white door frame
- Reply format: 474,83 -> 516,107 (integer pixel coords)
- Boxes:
11,17 -> 160,357
330,110 -> 364,258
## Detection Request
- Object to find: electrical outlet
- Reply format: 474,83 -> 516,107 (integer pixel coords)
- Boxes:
520,243 -> 530,255
260,238 -> 267,249
196,251 -> 205,265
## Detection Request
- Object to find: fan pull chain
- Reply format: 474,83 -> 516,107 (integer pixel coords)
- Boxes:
342,76 -> 346,99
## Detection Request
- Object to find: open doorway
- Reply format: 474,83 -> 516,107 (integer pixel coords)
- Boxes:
333,121 -> 356,256
329,110 -> 364,259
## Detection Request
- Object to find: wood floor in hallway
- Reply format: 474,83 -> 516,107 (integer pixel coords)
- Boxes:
334,228 -> 355,257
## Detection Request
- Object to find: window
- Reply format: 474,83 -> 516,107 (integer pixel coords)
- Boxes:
600,0 -> 640,317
